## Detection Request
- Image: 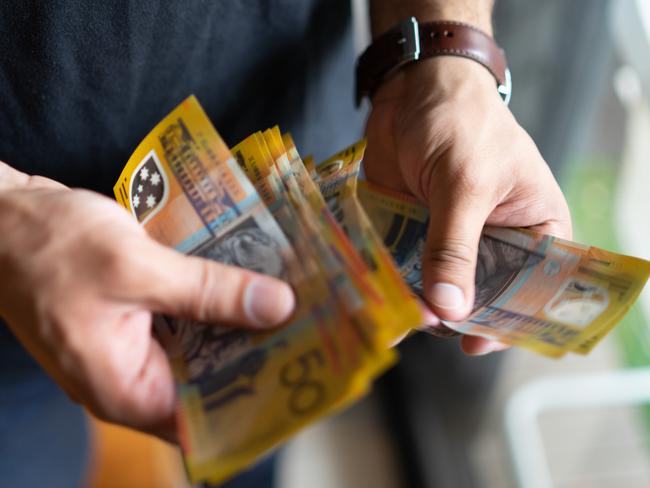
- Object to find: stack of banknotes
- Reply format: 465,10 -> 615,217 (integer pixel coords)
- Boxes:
113,96 -> 650,484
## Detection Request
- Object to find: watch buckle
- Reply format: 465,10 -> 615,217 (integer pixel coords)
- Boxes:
498,67 -> 512,106
397,17 -> 421,63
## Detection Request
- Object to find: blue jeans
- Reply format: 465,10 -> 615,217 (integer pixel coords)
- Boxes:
0,326 -> 89,487
0,325 -> 275,488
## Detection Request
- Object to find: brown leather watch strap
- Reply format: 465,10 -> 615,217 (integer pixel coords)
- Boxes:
356,18 -> 511,106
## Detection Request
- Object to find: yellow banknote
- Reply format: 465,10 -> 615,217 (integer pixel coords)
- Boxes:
314,140 -> 423,346
234,131 -> 421,351
114,97 -> 395,484
357,180 -> 650,357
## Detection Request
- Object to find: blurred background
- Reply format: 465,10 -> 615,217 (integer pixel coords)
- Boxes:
87,1 -> 650,487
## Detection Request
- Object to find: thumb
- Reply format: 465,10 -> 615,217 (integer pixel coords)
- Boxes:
135,242 -> 296,329
422,194 -> 489,321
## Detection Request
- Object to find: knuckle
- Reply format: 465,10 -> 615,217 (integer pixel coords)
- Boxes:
111,376 -> 135,413
88,395 -> 125,425
191,260 -> 250,322
189,260 -> 227,321
44,304 -> 86,363
454,166 -> 492,198
96,245 -> 131,287
426,238 -> 476,273
95,367 -> 138,425
429,155 -> 494,205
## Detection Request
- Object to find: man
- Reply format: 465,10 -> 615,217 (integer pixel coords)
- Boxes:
0,0 -> 571,486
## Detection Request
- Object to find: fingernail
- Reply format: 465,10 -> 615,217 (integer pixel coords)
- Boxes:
243,278 -> 295,327
468,348 -> 492,357
429,283 -> 465,311
420,305 -> 440,326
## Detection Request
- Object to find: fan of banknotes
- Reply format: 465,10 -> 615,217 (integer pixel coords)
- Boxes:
113,96 -> 650,484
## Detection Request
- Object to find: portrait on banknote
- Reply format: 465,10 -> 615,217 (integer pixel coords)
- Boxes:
473,235 -> 544,311
153,217 -> 286,383
153,316 -> 253,381
195,218 -> 286,279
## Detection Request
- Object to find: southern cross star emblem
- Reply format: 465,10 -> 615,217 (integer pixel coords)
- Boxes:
130,150 -> 168,224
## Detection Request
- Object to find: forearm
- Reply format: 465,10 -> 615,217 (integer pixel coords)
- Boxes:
370,0 -> 494,37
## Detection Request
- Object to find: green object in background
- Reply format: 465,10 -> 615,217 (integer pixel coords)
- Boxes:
563,159 -> 650,431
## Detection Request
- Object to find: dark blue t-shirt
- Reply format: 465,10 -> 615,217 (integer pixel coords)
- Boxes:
0,0 -> 363,194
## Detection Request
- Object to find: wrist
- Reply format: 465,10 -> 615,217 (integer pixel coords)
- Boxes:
373,56 -> 499,106
371,1 -> 494,38
359,14 -> 510,107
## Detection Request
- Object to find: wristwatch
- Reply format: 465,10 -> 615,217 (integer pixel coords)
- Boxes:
356,17 -> 512,106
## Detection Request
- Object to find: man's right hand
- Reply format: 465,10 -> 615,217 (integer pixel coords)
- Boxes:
0,162 -> 295,441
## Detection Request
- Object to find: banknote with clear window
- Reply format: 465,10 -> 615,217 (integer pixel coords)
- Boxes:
254,136 -> 400,393
309,139 -> 424,344
264,129 -> 409,362
356,179 -> 650,357
279,132 -> 422,348
232,131 -> 388,361
114,96 -> 395,484
230,131 -> 363,365
233,131 -> 421,352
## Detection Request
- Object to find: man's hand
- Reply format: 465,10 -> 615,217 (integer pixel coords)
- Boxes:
364,57 -> 572,354
0,164 -> 295,439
